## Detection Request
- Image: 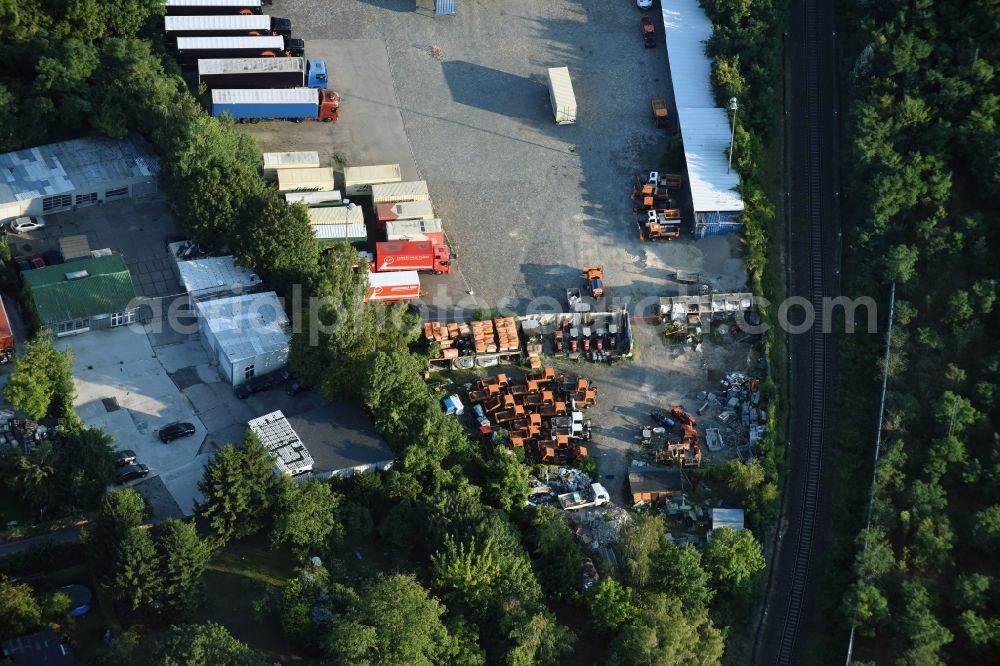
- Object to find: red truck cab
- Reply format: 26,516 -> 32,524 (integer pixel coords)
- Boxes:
373,241 -> 451,274
318,89 -> 340,121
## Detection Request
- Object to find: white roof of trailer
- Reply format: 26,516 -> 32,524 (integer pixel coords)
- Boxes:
166,0 -> 261,6
198,57 -> 304,76
176,35 -> 283,50
311,223 -> 367,240
307,206 -> 364,225
662,0 -> 744,214
369,271 -> 419,288
165,15 -> 271,31
263,151 -> 320,168
212,88 -> 316,104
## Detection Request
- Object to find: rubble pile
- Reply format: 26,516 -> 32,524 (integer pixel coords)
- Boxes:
700,371 -> 767,461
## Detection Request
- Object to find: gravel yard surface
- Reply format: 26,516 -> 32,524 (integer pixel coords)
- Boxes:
256,0 -> 747,312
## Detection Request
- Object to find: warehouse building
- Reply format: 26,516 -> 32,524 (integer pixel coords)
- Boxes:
287,404 -> 394,479
23,254 -> 139,337
628,468 -> 684,505
195,292 -> 289,386
0,136 -> 159,221
662,0 -> 745,238
171,251 -> 262,305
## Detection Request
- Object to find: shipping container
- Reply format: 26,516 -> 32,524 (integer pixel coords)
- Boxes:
197,57 -> 327,90
277,167 -> 336,192
176,35 -> 303,60
547,67 -> 577,124
307,206 -> 364,226
165,15 -> 290,39
385,218 -> 444,243
312,223 -> 368,247
263,151 -> 321,173
376,200 -> 435,223
0,296 -> 14,363
370,180 -> 430,204
374,240 -> 451,274
343,164 -> 402,196
284,191 -> 343,206
165,0 -> 262,15
366,271 -> 422,303
211,87 -> 316,119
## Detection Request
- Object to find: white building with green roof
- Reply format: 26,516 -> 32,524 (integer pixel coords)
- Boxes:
23,254 -> 139,336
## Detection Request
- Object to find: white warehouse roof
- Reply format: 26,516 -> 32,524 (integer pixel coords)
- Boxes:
177,255 -> 261,295
196,292 -> 289,364
248,410 -> 314,476
676,107 -> 744,213
0,136 -> 158,205
662,0 -> 744,215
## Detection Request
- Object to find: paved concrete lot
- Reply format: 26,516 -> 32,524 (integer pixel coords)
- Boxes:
262,0 -> 747,312
6,195 -> 182,299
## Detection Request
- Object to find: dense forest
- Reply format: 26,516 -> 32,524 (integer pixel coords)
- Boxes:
833,0 -> 1000,662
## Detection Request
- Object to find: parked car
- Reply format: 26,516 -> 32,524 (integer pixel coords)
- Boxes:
159,422 -> 196,442
113,449 -> 137,466
13,256 -> 30,272
42,249 -> 64,265
235,375 -> 274,399
636,0 -> 653,9
7,216 -> 45,234
116,464 -> 150,484
28,254 -> 45,269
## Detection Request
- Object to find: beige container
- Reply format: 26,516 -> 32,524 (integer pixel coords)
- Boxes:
343,164 -> 402,195
262,151 -> 321,175
370,180 -> 430,204
547,67 -> 577,124
307,206 -> 364,225
277,167 -> 336,192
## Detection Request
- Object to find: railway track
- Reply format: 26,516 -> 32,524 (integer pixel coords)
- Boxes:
758,0 -> 836,663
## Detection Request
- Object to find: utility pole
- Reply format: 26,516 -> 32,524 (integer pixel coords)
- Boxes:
727,97 -> 738,173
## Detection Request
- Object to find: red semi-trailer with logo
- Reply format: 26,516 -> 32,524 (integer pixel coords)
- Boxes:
372,241 -> 451,274
365,271 -> 424,303
0,297 -> 14,363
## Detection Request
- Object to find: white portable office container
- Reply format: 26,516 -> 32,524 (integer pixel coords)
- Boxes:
547,67 -> 577,124
376,200 -> 434,222
343,164 -> 402,195
370,180 -> 430,204
307,206 -> 364,226
284,191 -> 343,205
277,167 -> 336,192
386,218 -> 444,241
263,151 -> 321,173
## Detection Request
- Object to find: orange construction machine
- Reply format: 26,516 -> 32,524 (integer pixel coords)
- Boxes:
583,267 -> 605,298
650,98 -> 669,127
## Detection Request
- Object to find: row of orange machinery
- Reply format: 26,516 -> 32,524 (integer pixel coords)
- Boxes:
468,368 -> 597,465
630,171 -> 684,241
424,317 -> 520,360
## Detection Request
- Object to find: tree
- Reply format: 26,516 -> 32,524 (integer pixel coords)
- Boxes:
504,608 -> 573,666
607,593 -> 723,666
842,582 -> 890,636
0,576 -> 41,640
484,447 -> 529,512
157,622 -> 268,666
5,444 -> 59,520
587,578 -> 634,633
323,573 -> 474,665
112,526 -> 161,615
884,244 -> 920,282
702,459 -> 778,527
2,331 -> 75,421
702,527 -> 765,595
156,519 -> 211,617
523,506 -> 581,599
197,432 -> 278,543
85,487 -> 149,584
103,0 -> 163,38
651,541 -> 714,612
897,581 -> 953,664
973,505 -> 1000,551
56,427 -> 116,510
618,514 -> 665,589
270,478 -> 344,553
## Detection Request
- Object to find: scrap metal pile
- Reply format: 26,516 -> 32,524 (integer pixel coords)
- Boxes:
468,367 -> 596,464
640,405 -> 703,467
700,371 -> 767,461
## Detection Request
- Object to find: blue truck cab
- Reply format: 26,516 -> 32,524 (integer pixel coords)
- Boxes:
307,59 -> 328,90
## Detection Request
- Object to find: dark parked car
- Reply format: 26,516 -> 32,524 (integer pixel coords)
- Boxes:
42,249 -> 64,265
116,464 -> 150,484
113,449 -> 137,466
159,422 -> 196,443
28,254 -> 45,269
235,375 -> 273,399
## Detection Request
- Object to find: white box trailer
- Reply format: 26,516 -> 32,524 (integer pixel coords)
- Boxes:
343,164 -> 402,196
547,67 -> 577,124
371,180 -> 430,204
277,167 -> 336,192
307,206 -> 364,226
263,151 -> 320,174
285,191 -> 343,206
386,218 -> 444,242
376,200 -> 435,222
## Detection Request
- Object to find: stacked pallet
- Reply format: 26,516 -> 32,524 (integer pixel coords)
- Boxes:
423,321 -> 471,359
494,317 -> 519,353
472,320 -> 497,353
